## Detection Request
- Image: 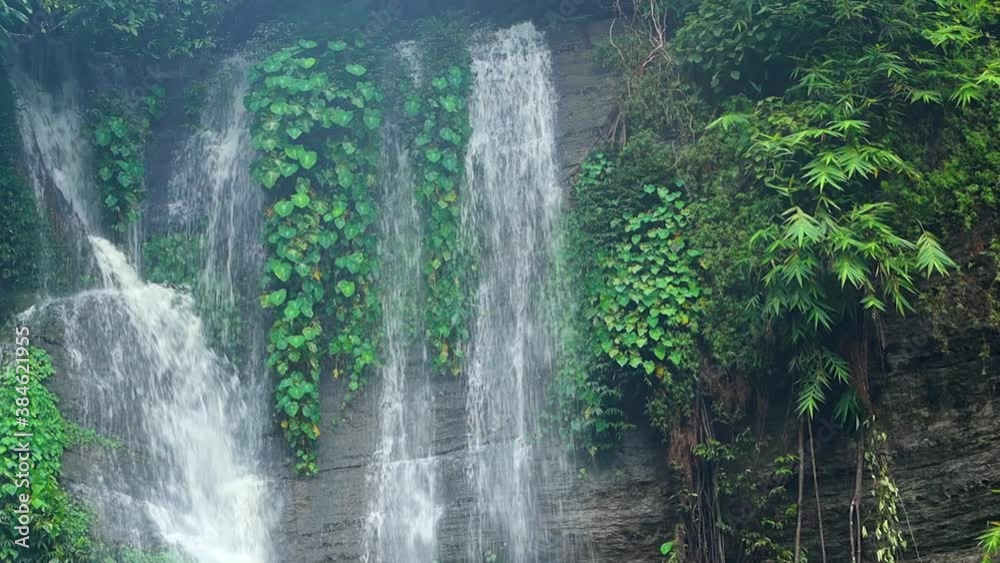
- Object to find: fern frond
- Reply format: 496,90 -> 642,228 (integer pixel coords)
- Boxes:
980,520 -> 1000,562
707,113 -> 750,132
915,232 -> 957,277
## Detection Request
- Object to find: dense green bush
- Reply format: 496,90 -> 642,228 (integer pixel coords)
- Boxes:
0,347 -> 94,561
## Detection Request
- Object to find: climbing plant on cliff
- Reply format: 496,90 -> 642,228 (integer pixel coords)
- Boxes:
588,181 -> 704,430
576,0 -> 1000,560
556,143 -> 707,454
88,86 -> 165,235
247,37 -> 383,474
401,22 -> 473,375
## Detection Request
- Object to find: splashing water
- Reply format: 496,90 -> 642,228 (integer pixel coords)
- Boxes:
14,61 -> 274,563
88,237 -> 272,563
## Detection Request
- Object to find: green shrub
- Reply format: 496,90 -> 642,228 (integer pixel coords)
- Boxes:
0,347 -> 94,561
142,234 -> 201,287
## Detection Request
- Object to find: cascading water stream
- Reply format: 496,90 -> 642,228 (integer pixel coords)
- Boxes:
463,22 -> 563,563
167,57 -> 265,343
362,41 -> 441,562
362,113 -> 441,563
13,60 -> 273,563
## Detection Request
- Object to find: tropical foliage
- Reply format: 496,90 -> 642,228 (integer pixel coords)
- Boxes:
0,347 -> 93,561
565,0 -> 1000,560
0,0 -> 233,58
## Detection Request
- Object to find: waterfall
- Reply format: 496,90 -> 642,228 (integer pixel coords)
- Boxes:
363,43 -> 441,563
15,72 -> 100,232
463,22 -> 562,562
361,26 -> 564,562
166,57 -> 265,339
13,60 -> 274,563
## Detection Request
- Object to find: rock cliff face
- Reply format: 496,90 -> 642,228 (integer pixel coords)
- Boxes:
29,17 -> 998,563
276,21 -> 1000,561
279,19 -> 678,563
796,255 -> 1000,563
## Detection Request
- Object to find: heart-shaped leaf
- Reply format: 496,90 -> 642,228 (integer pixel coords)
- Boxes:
337,280 -> 357,298
345,64 -> 367,76
330,109 -> 354,127
272,261 -> 293,282
274,200 -> 295,217
299,150 -> 319,170
363,109 -> 382,130
266,289 -> 288,307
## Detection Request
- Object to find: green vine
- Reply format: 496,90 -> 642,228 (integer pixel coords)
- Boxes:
863,428 -> 908,563
246,38 -> 383,474
552,152 -> 633,455
587,182 -> 705,431
89,86 -> 165,234
401,25 -> 473,375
